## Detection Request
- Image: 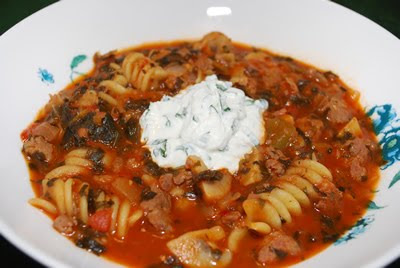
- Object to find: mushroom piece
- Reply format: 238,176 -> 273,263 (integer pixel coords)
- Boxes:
167,226 -> 232,267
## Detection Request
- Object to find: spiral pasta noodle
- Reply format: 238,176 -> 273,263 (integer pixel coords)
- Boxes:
239,148 -> 262,186
243,159 -> 337,232
30,148 -> 140,238
121,52 -> 167,91
44,148 -> 112,181
99,80 -> 128,95
30,177 -> 142,238
98,66 -> 129,97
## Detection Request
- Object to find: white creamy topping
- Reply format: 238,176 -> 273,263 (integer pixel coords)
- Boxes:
139,75 -> 268,173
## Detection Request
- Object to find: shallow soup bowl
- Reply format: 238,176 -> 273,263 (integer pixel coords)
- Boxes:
0,0 -> 400,267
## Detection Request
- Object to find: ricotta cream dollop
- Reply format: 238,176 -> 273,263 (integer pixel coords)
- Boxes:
139,75 -> 268,173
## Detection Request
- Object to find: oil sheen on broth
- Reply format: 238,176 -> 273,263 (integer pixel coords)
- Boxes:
21,32 -> 382,267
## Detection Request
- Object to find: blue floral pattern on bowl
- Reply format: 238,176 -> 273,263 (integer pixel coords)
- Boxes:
335,104 -> 400,245
334,215 -> 375,245
367,104 -> 400,172
69,54 -> 87,81
37,68 -> 54,85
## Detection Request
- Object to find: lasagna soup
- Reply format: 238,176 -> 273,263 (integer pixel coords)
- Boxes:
21,32 -> 383,267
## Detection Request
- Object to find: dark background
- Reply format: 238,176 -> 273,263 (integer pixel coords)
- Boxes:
0,0 -> 399,266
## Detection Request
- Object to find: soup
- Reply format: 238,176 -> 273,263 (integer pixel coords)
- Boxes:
21,32 -> 382,267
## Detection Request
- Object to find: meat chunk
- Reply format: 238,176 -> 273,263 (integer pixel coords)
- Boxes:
159,173 -> 173,191
350,159 -> 367,181
257,231 -> 301,264
295,117 -> 324,140
195,32 -> 233,56
315,179 -> 343,219
31,122 -> 60,142
147,209 -> 173,234
23,136 -> 55,163
221,211 -> 242,227
262,146 -> 289,177
140,186 -> 173,233
173,170 -> 192,185
265,159 -> 285,177
53,215 -> 75,235
347,138 -> 369,160
345,138 -> 371,181
263,146 -> 288,163
318,96 -> 352,123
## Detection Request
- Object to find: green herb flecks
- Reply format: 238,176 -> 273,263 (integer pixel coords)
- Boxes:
216,83 -> 227,91
152,139 -> 168,158
217,91 -> 230,113
244,98 -> 255,105
231,119 -> 239,132
199,131 -> 211,145
218,145 -> 229,152
164,116 -> 171,127
175,107 -> 188,118
209,105 -> 219,114
176,145 -> 190,156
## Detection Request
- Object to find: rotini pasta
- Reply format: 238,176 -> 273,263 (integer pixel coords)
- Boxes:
243,159 -> 340,233
45,148 -> 113,181
99,80 -> 128,95
98,91 -> 118,106
121,52 -> 167,91
227,228 -> 247,252
239,148 -> 262,186
31,177 -> 142,238
28,197 -> 58,214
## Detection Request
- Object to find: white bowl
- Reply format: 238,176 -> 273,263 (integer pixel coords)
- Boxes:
0,0 -> 400,267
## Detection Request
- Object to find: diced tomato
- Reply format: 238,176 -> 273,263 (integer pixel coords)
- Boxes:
88,209 -> 112,232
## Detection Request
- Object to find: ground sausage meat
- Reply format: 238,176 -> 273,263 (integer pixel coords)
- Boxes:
257,231 -> 301,264
23,136 -> 55,163
173,170 -> 192,185
221,211 -> 242,227
345,137 -> 371,181
53,215 -> 75,235
159,173 -> 173,192
140,186 -> 173,233
315,179 -> 343,219
263,146 -> 289,177
295,117 -> 324,140
318,96 -> 352,124
31,122 -> 60,142
265,159 -> 285,177
350,158 -> 367,181
347,138 -> 370,159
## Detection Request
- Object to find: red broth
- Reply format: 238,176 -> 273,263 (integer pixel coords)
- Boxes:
22,32 -> 382,267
